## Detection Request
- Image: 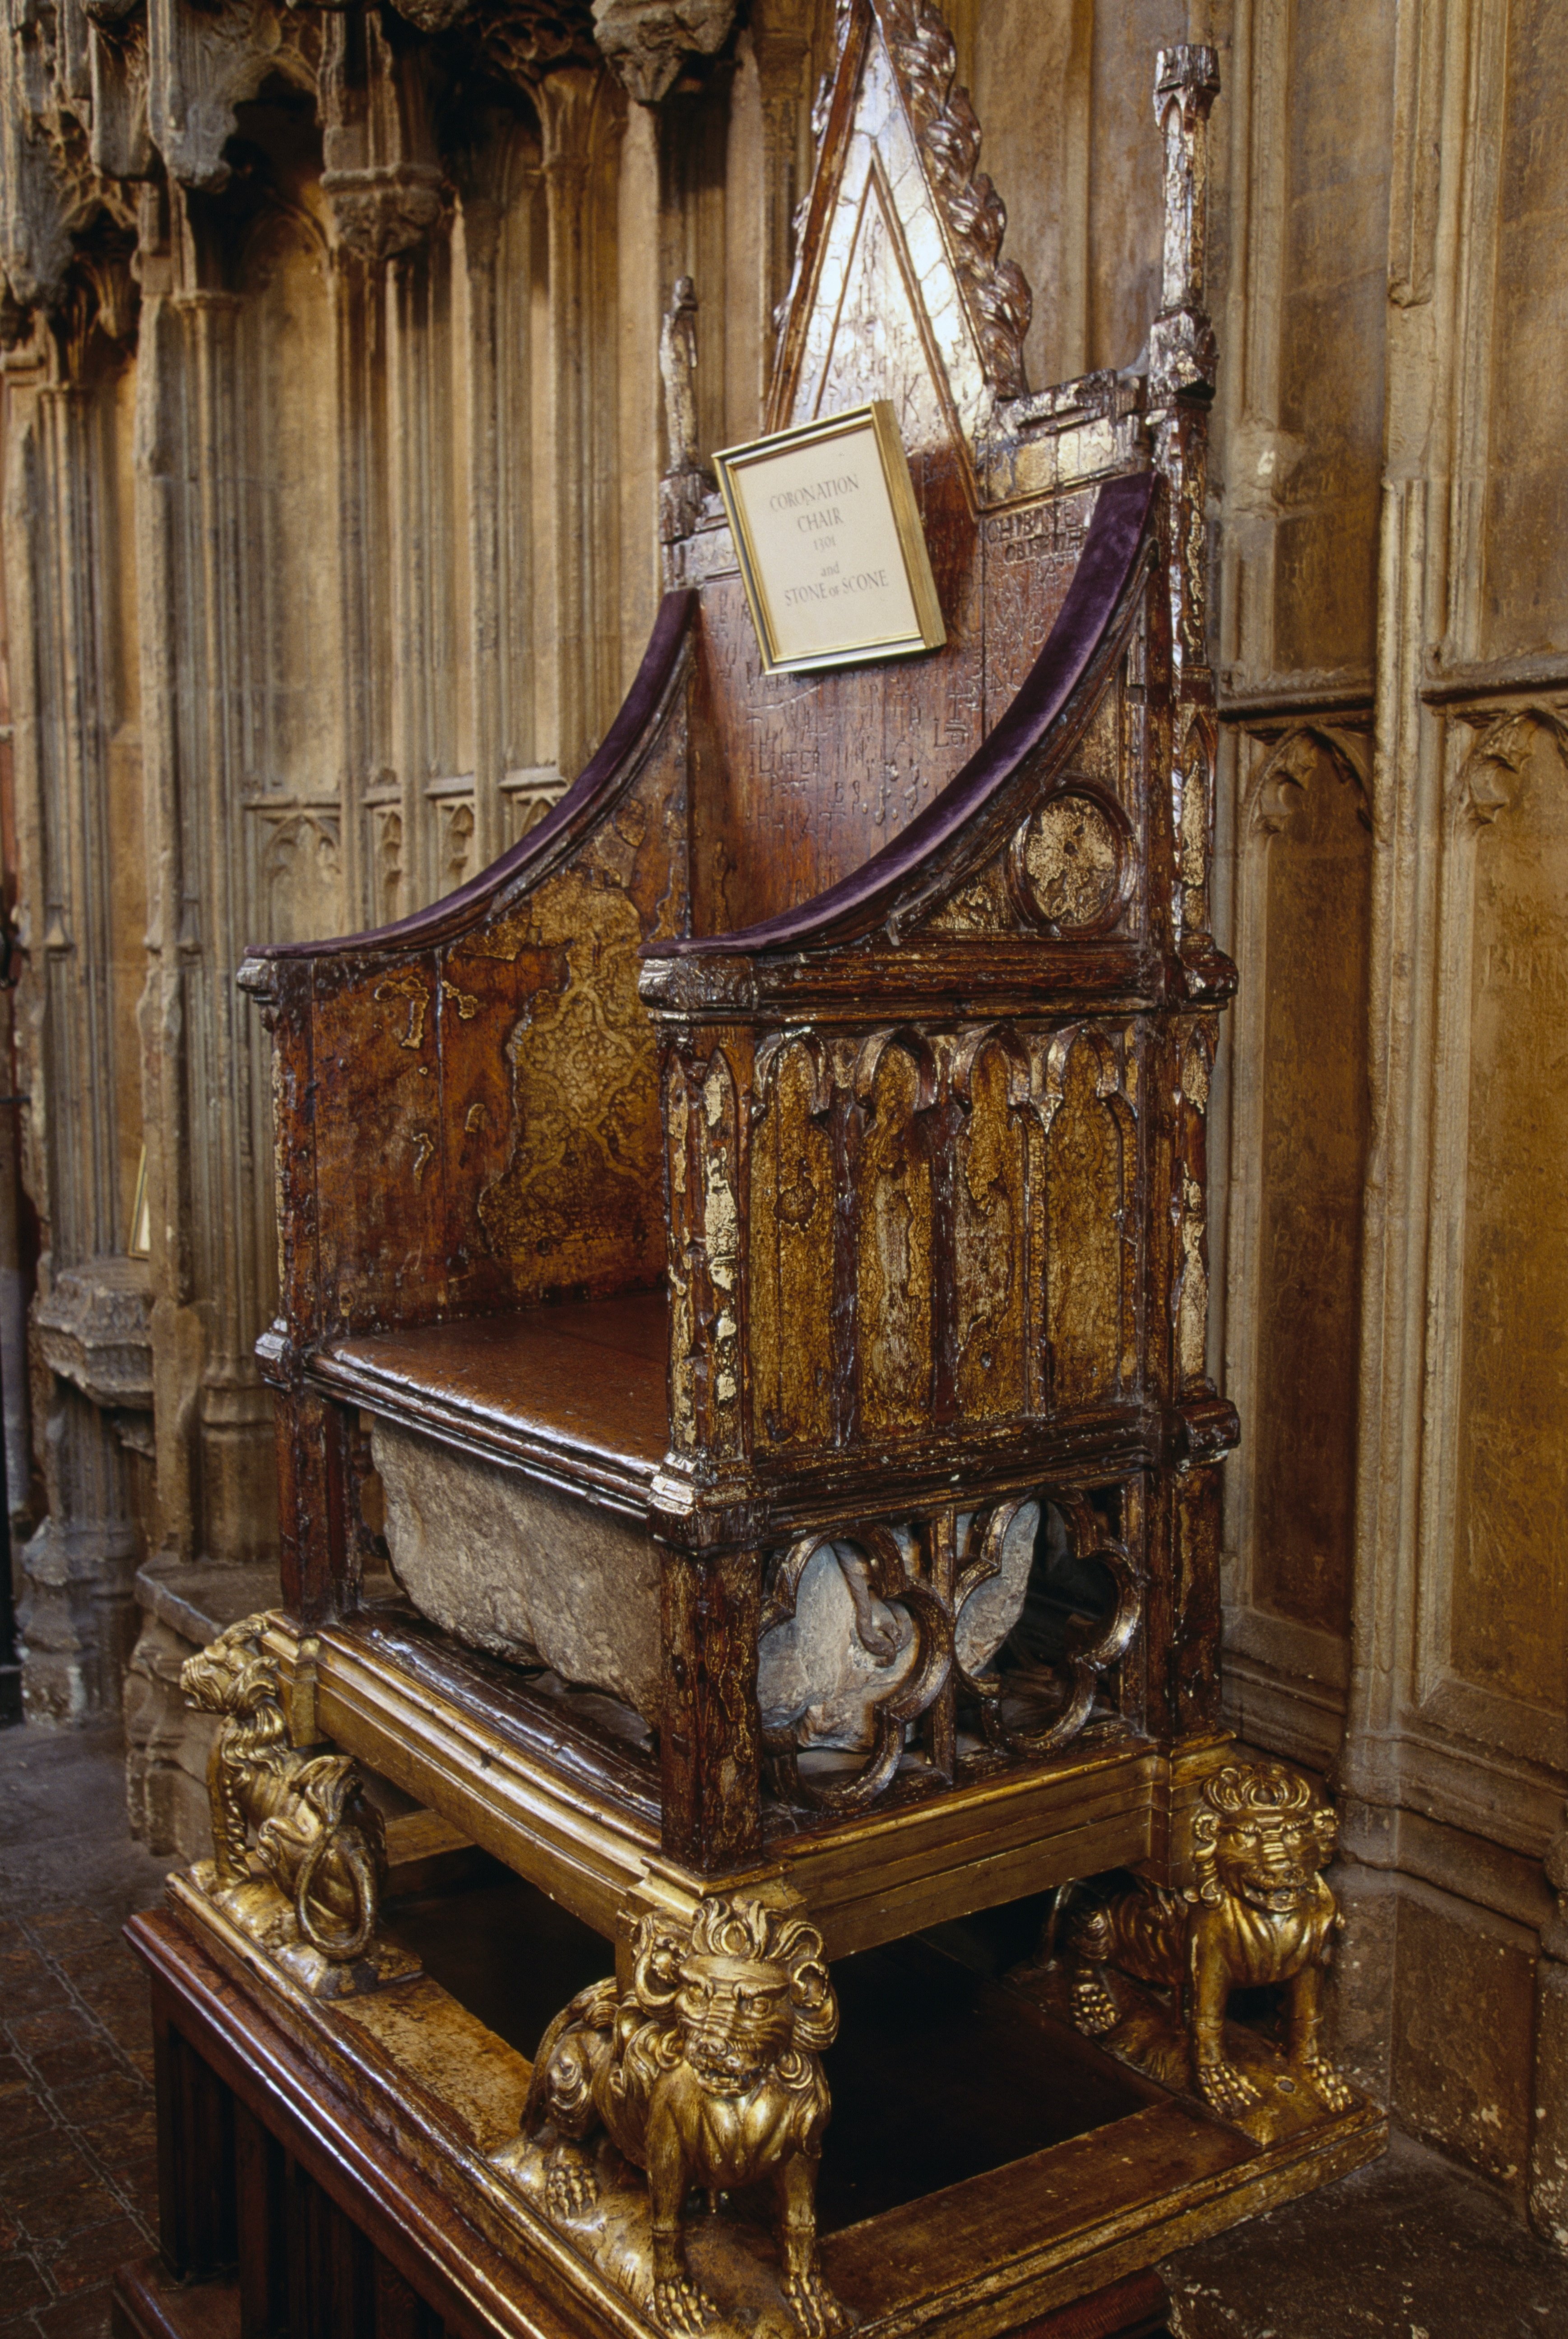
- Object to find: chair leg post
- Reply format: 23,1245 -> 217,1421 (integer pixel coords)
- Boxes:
658,1542 -> 763,1871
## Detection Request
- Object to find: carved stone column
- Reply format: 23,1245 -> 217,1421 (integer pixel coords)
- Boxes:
453,121 -> 543,871
538,65 -> 622,781
752,12 -> 812,388
5,355 -> 150,1717
133,208 -> 291,1586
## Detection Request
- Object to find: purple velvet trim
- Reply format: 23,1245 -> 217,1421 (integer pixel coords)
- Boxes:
650,470 -> 1156,959
241,589 -> 696,965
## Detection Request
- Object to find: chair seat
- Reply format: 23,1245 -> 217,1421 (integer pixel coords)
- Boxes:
313,1288 -> 670,1513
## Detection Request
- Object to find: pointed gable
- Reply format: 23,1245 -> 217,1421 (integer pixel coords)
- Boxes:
769,0 -> 1031,472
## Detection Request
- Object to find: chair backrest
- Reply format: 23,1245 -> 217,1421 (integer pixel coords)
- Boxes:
674,0 -> 1155,938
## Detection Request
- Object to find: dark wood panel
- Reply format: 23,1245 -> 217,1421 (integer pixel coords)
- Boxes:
128,1916 -> 589,2339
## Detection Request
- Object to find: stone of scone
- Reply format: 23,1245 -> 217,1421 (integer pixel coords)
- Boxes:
756,1503 -> 1039,1751
758,1541 -> 920,1750
372,1421 -> 664,1718
953,1500 -> 1040,1676
375,1422 -> 1040,1752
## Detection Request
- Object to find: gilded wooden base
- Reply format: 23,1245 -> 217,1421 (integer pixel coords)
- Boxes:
264,1608 -> 1236,1956
172,1862 -> 421,1999
148,1858 -> 1385,2339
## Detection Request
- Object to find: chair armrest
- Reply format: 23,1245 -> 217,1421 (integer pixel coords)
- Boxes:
643,474 -> 1234,1535
238,592 -> 696,1358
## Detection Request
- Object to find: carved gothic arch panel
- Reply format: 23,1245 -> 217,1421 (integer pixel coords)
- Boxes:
1225,718 -> 1374,1674
769,0 -> 1030,469
1245,721 -> 1372,839
1416,705 -> 1568,1761
1037,1024 -> 1134,1412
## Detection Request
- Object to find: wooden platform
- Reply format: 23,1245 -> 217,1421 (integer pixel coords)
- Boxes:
111,2255 -> 1174,2339
114,1869 -> 1384,2339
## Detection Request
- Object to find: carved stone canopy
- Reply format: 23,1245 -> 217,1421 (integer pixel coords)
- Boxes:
0,0 -> 732,333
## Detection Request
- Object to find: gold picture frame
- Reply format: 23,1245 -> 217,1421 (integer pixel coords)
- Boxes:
714,400 -> 946,676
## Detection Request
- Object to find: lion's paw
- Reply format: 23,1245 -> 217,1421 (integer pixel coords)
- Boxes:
1197,2059 -> 1260,2120
784,2268 -> 852,2339
1071,1974 -> 1119,2037
545,2146 -> 598,2219
653,2273 -> 719,2339
1296,2054 -> 1355,2114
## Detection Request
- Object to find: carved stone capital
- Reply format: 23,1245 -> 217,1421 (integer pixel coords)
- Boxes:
387,0 -> 473,31
145,0 -> 278,193
536,60 -> 601,176
34,1256 -> 154,1413
591,0 -> 735,105
319,9 -> 448,262
323,165 -> 446,263
468,0 -> 598,91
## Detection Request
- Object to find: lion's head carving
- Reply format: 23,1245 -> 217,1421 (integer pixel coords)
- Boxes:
520,1891 -> 849,2336
181,1613 -> 292,1771
177,1612 -> 387,1968
630,1894 -> 838,2093
1192,1760 -> 1337,1914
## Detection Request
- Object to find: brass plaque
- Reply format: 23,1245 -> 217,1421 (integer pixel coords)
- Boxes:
714,401 -> 946,676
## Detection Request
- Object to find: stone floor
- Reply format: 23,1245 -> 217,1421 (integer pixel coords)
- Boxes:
3,1716 -> 1568,2338
0,1724 -> 173,2336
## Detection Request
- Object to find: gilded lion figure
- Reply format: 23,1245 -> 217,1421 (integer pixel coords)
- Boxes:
524,1892 -> 849,2339
181,1613 -> 387,1964
1066,1758 -> 1354,2122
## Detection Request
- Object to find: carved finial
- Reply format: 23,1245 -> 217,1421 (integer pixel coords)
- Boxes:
659,274 -> 700,477
658,275 -> 714,549
1150,45 -> 1221,403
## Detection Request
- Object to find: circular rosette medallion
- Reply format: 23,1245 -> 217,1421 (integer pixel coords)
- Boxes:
1011,786 -> 1128,935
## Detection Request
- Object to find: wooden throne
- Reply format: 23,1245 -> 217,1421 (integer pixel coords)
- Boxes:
120,12 -> 1384,2339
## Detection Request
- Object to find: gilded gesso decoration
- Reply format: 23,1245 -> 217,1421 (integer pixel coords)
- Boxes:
497,1893 -> 849,2339
748,1037 -> 835,1451
179,1615 -> 408,1995
740,1019 -> 1137,1466
475,870 -> 664,1284
1048,1760 -> 1353,2139
952,1035 -> 1027,1421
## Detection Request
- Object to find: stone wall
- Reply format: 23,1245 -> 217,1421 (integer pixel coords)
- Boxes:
0,0 -> 1564,2245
